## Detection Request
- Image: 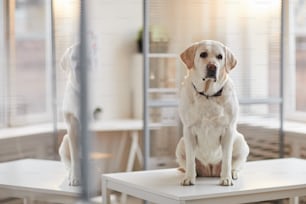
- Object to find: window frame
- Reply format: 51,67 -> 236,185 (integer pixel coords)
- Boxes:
284,0 -> 306,122
1,0 -> 53,127
0,1 -> 6,128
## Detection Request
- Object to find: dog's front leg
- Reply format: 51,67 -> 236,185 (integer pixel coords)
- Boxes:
181,127 -> 196,186
220,127 -> 234,186
66,114 -> 81,186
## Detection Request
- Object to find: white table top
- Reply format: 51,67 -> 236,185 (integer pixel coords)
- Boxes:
0,119 -> 143,139
0,159 -> 80,197
91,119 -> 143,132
103,158 -> 306,202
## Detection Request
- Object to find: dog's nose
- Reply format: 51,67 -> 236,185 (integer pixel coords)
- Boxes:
206,64 -> 217,78
207,64 -> 216,72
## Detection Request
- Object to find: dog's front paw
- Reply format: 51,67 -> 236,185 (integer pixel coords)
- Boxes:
232,170 -> 239,180
69,176 -> 81,186
220,177 -> 233,186
69,171 -> 81,186
69,165 -> 81,186
180,176 -> 195,186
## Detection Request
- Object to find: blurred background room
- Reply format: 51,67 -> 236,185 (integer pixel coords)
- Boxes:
0,0 -> 306,203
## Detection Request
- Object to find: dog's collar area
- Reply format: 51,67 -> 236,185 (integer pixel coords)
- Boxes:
192,83 -> 223,99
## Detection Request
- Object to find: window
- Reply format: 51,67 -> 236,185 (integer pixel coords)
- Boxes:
0,1 -> 6,128
294,0 -> 306,113
283,0 -> 306,121
0,0 -> 52,127
53,0 -> 80,122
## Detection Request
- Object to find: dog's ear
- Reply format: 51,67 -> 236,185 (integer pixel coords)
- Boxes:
60,47 -> 72,73
224,46 -> 237,72
180,44 -> 197,69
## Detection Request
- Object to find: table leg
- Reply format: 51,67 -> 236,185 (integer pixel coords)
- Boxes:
112,132 -> 128,171
126,131 -> 139,172
121,131 -> 143,204
102,177 -> 111,204
136,134 -> 143,168
121,131 -> 137,204
289,197 -> 299,204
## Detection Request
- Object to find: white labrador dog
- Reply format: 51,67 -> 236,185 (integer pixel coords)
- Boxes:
175,40 -> 249,186
59,44 -> 81,186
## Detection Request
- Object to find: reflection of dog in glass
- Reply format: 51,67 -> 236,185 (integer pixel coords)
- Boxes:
176,40 -> 249,186
59,44 -> 81,186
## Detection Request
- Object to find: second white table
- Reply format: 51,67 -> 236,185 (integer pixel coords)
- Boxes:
102,158 -> 306,204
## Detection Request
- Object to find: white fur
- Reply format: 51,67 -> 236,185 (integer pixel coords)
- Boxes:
176,40 -> 249,186
58,44 -> 81,186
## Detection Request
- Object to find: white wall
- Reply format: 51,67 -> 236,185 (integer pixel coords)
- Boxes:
86,0 -> 280,119
88,0 -> 142,120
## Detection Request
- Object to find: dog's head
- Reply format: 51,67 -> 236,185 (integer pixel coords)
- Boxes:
180,40 -> 237,84
60,44 -> 81,89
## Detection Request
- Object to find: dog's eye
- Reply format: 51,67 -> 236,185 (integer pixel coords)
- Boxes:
217,54 -> 223,60
200,52 -> 208,58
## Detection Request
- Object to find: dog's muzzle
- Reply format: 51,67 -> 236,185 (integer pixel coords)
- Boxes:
206,64 -> 217,80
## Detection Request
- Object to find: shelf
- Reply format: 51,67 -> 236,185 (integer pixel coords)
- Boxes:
148,53 -> 178,58
149,122 -> 178,129
148,88 -> 177,93
148,98 -> 282,107
148,99 -> 178,107
239,97 -> 282,105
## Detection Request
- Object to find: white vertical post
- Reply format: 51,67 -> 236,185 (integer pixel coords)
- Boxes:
47,0 -> 58,160
280,0 -> 295,157
78,0 -> 92,202
0,1 -> 5,127
143,0 -> 150,170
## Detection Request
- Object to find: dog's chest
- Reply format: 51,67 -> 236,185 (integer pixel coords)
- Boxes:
190,97 -> 228,126
189,98 -> 228,162
192,124 -> 223,164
